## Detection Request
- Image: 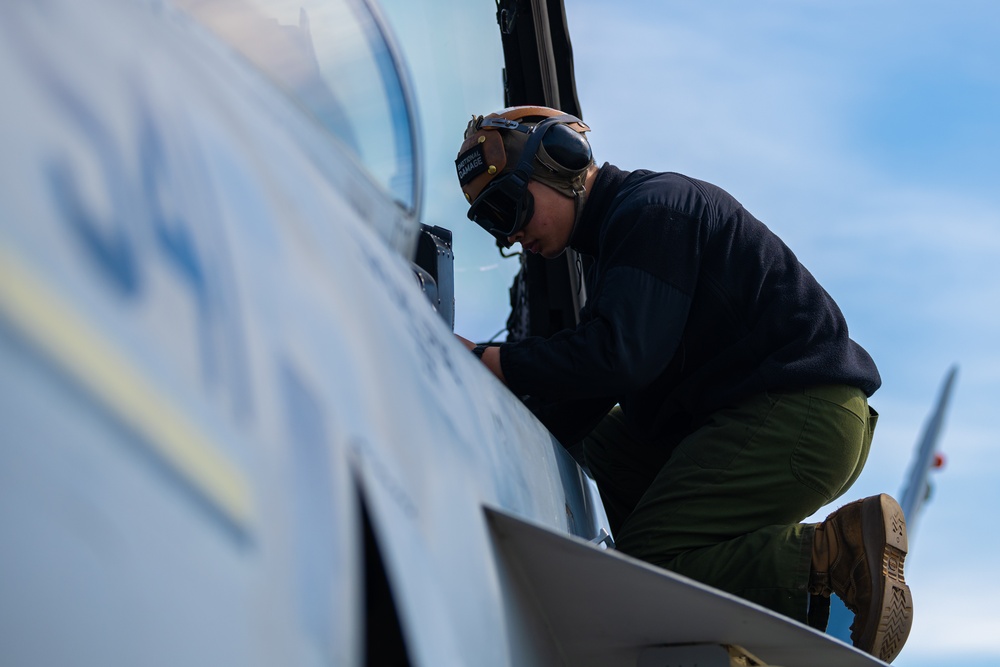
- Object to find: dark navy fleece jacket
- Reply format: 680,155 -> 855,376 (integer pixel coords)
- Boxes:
499,163 -> 880,445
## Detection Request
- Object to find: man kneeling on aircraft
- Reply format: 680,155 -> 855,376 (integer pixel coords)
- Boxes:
455,106 -> 912,662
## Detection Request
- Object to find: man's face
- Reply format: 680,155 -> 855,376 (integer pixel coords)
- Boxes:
506,181 -> 575,259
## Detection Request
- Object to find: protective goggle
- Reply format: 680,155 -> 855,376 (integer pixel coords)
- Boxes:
462,115 -> 574,246
466,170 -> 535,246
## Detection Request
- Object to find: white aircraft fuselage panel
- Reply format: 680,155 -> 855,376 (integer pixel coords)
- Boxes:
0,1 -> 606,666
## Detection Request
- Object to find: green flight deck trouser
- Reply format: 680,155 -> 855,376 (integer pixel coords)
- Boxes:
583,385 -> 877,624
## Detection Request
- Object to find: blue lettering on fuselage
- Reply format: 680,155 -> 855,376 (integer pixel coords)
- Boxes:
36,57 -> 253,421
44,80 -> 142,298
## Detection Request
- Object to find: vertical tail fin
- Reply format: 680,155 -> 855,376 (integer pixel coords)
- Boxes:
898,365 -> 958,534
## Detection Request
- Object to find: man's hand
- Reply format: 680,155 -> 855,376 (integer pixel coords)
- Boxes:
480,345 -> 505,384
454,334 -> 506,385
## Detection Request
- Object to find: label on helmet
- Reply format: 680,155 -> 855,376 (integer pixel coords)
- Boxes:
456,144 -> 487,186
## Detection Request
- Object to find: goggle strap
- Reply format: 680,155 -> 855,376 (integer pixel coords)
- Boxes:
479,117 -> 532,133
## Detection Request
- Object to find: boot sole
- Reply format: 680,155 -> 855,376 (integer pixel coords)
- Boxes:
858,494 -> 913,663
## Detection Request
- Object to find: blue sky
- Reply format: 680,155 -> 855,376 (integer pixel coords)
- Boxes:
385,1 -> 1000,664
566,3 -> 1000,664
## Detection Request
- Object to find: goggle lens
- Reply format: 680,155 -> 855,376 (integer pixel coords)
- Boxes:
467,178 -> 534,244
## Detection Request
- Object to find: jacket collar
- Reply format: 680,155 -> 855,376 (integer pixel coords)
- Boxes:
569,162 -> 630,257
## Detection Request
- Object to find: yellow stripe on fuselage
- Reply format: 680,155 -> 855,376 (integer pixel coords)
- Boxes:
0,244 -> 253,531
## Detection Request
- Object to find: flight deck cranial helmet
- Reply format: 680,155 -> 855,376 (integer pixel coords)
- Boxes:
455,106 -> 593,246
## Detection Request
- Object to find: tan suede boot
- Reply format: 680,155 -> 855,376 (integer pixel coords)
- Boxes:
810,494 -> 913,663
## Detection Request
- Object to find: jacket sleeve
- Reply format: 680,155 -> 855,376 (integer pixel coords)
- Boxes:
501,202 -> 701,402
524,394 -> 619,445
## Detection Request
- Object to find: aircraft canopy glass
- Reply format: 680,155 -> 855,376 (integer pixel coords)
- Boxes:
178,0 -> 419,212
